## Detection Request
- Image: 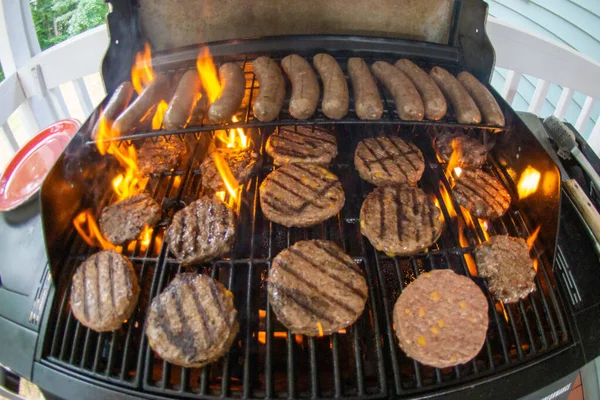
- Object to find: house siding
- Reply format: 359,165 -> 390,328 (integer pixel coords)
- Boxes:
486,0 -> 600,137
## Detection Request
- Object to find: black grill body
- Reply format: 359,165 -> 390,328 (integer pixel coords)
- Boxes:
21,1 -> 600,399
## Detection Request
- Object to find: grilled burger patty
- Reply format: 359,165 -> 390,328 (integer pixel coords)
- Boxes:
99,193 -> 161,246
453,169 -> 510,219
434,131 -> 487,169
145,273 -> 238,368
360,185 -> 443,255
268,240 -> 368,336
265,125 -> 337,165
138,137 -> 187,176
166,197 -> 236,265
260,164 -> 345,227
70,250 -> 140,332
200,147 -> 262,192
474,235 -> 536,303
393,269 -> 489,368
354,136 -> 424,186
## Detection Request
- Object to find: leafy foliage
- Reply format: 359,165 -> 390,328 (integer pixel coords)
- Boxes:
30,0 -> 108,50
0,63 -> 4,82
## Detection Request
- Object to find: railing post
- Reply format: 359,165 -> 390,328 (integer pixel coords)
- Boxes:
502,70 -> 522,105
575,97 -> 597,133
528,80 -> 550,115
553,88 -> 575,120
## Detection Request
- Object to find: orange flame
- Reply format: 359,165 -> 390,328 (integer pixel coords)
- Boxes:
438,184 -> 457,219
73,210 -> 119,251
131,43 -> 154,95
526,226 -> 541,250
479,218 -> 491,241
196,47 -> 221,104
212,152 -> 239,200
215,116 -> 249,148
446,139 -> 463,178
295,335 -> 304,345
517,166 -> 541,199
532,258 -> 539,272
317,322 -> 324,337
152,100 -> 169,130
497,302 -> 509,322
457,218 -> 478,276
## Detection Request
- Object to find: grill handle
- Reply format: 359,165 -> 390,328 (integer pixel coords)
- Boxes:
563,179 -> 600,245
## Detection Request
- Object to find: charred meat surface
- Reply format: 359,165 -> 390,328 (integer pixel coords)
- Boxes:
200,147 -> 262,191
70,250 -> 140,332
99,193 -> 161,246
393,269 -> 489,368
474,235 -> 537,303
360,185 -> 442,255
434,131 -> 487,169
138,137 -> 187,176
166,197 -> 236,265
260,163 -> 345,227
453,169 -> 511,219
145,273 -> 238,368
268,240 -> 368,336
266,125 -> 337,165
354,136 -> 424,186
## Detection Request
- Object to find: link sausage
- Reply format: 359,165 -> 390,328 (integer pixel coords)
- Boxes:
208,62 -> 245,123
91,81 -> 134,139
313,53 -> 349,119
371,61 -> 424,121
281,54 -> 319,120
252,56 -> 285,122
163,70 -> 203,130
457,71 -> 505,127
347,58 -> 383,120
430,67 -> 481,124
112,74 -> 170,136
395,59 -> 447,121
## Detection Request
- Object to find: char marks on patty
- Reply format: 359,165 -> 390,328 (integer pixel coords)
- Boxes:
145,273 -> 238,368
354,136 -> 424,186
266,125 -> 337,165
360,185 -> 442,255
99,193 -> 161,246
260,164 -> 345,227
453,169 -> 510,219
268,240 -> 368,336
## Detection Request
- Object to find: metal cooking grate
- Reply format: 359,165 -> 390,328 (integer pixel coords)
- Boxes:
42,118 -> 570,398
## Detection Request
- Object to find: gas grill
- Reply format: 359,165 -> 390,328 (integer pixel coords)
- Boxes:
1,0 -> 600,399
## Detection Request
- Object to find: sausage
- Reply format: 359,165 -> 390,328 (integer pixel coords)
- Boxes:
395,59 -> 447,121
112,74 -> 170,135
371,61 -> 424,121
347,58 -> 383,120
208,62 -> 245,123
313,53 -> 349,119
163,70 -> 203,130
429,67 -> 481,124
281,54 -> 319,120
457,71 -> 505,127
252,56 -> 285,122
91,81 -> 134,139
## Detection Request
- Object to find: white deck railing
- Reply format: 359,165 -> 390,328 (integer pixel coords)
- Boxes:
1,18 -> 600,165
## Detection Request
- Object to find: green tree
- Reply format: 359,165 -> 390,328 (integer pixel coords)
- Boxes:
0,63 -> 4,82
30,0 -> 108,50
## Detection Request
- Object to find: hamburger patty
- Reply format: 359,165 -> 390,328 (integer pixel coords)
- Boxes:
99,193 -> 161,245
354,136 -> 424,186
393,269 -> 489,368
200,147 -> 262,191
474,235 -> 537,303
453,169 -> 511,219
265,125 -> 337,165
360,185 -> 443,255
167,197 -> 236,265
70,250 -> 140,332
145,273 -> 238,368
268,240 -> 368,336
138,137 -> 187,176
434,131 -> 487,169
259,164 -> 345,227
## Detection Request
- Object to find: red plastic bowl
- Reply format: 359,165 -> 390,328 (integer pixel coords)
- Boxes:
0,119 -> 80,212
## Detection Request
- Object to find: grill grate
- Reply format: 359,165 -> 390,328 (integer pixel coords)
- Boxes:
42,117 -> 571,398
